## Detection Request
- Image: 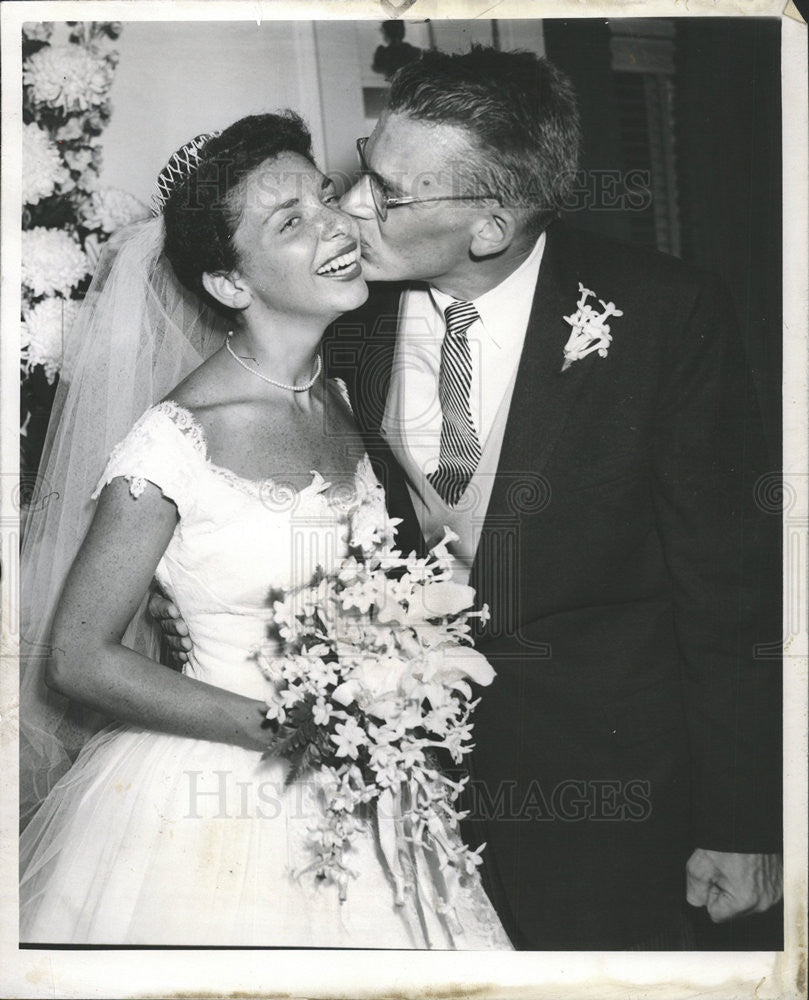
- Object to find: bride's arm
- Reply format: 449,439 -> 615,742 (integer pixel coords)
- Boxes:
47,477 -> 269,752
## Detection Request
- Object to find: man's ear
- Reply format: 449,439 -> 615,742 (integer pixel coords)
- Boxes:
469,207 -> 520,259
201,270 -> 252,311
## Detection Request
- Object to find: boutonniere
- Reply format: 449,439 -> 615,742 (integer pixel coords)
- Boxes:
561,282 -> 623,372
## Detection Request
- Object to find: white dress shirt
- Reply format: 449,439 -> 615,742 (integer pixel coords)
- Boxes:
380,233 -> 546,581
381,232 -> 546,476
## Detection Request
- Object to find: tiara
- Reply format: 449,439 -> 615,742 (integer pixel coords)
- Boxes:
151,130 -> 222,215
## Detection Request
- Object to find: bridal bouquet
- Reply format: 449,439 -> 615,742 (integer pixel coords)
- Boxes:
256,513 -> 495,912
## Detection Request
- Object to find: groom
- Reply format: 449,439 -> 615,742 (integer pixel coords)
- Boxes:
157,47 -> 783,949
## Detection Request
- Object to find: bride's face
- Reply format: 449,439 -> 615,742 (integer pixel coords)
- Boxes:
230,152 -> 368,320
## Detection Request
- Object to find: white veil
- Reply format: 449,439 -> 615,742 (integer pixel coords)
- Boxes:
19,215 -> 228,828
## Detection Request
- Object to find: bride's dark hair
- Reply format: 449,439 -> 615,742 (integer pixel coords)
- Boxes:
162,111 -> 314,305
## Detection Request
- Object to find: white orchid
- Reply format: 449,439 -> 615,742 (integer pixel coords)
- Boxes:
331,653 -> 409,709
421,645 -> 496,690
406,580 -> 476,622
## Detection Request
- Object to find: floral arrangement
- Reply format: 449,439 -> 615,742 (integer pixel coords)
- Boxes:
21,21 -> 149,480
21,297 -> 81,385
256,516 -> 495,918
23,40 -> 115,115
22,123 -> 68,205
21,227 -> 90,299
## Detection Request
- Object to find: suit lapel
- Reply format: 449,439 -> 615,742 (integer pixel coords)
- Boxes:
327,281 -> 426,556
472,223 -> 593,595
501,224 -> 593,476
345,282 -> 404,435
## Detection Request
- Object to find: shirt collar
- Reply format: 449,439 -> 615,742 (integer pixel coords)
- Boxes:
428,231 -> 546,348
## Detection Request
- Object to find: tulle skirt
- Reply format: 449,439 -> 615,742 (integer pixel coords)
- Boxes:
20,724 -> 512,949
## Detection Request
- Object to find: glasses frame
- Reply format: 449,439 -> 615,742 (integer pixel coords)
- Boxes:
356,137 -> 497,221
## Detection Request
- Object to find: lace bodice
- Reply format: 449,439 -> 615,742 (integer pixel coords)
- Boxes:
92,393 -> 387,700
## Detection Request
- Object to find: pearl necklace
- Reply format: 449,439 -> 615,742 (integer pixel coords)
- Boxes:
225,334 -> 322,392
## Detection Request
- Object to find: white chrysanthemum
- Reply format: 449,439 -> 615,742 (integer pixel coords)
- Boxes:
63,147 -> 93,173
21,296 -> 80,383
21,227 -> 89,298
79,187 -> 149,233
23,45 -> 113,113
77,169 -> 99,193
56,117 -> 85,142
23,22 -> 53,43
22,123 -> 67,205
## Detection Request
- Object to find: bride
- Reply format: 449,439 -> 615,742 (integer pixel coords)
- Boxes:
19,111 -> 512,949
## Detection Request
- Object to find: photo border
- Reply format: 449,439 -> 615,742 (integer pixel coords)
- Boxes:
1,2 -> 805,997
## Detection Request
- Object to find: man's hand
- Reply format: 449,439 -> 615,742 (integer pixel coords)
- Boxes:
686,849 -> 783,922
147,591 -> 192,664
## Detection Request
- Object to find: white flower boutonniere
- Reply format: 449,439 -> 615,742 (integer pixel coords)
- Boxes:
562,282 -> 623,372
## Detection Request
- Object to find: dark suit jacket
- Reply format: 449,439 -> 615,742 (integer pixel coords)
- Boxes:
325,221 -> 782,949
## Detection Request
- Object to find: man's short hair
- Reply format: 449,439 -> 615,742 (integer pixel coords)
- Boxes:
387,45 -> 581,237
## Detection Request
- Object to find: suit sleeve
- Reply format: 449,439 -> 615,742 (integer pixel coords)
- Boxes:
651,273 -> 782,853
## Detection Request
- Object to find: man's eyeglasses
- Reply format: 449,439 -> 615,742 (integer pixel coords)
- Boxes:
356,137 -> 496,221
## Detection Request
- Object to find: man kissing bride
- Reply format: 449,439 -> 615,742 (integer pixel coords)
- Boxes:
20,47 -> 781,949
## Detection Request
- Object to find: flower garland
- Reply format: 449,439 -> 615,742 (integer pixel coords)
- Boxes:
21,21 -> 149,479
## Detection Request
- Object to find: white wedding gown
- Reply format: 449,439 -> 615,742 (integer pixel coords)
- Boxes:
20,394 -> 512,949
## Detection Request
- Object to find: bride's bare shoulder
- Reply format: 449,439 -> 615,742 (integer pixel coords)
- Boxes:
159,350 -> 238,425
157,349 -> 267,458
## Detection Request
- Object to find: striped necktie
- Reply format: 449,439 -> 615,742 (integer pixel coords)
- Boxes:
427,300 -> 482,507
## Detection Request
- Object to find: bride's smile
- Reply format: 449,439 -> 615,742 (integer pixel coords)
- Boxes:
223,152 -> 368,324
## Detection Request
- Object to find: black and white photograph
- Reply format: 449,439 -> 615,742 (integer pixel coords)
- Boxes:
1,0 -> 806,996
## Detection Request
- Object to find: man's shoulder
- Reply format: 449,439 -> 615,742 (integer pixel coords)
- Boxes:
547,221 -> 722,301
